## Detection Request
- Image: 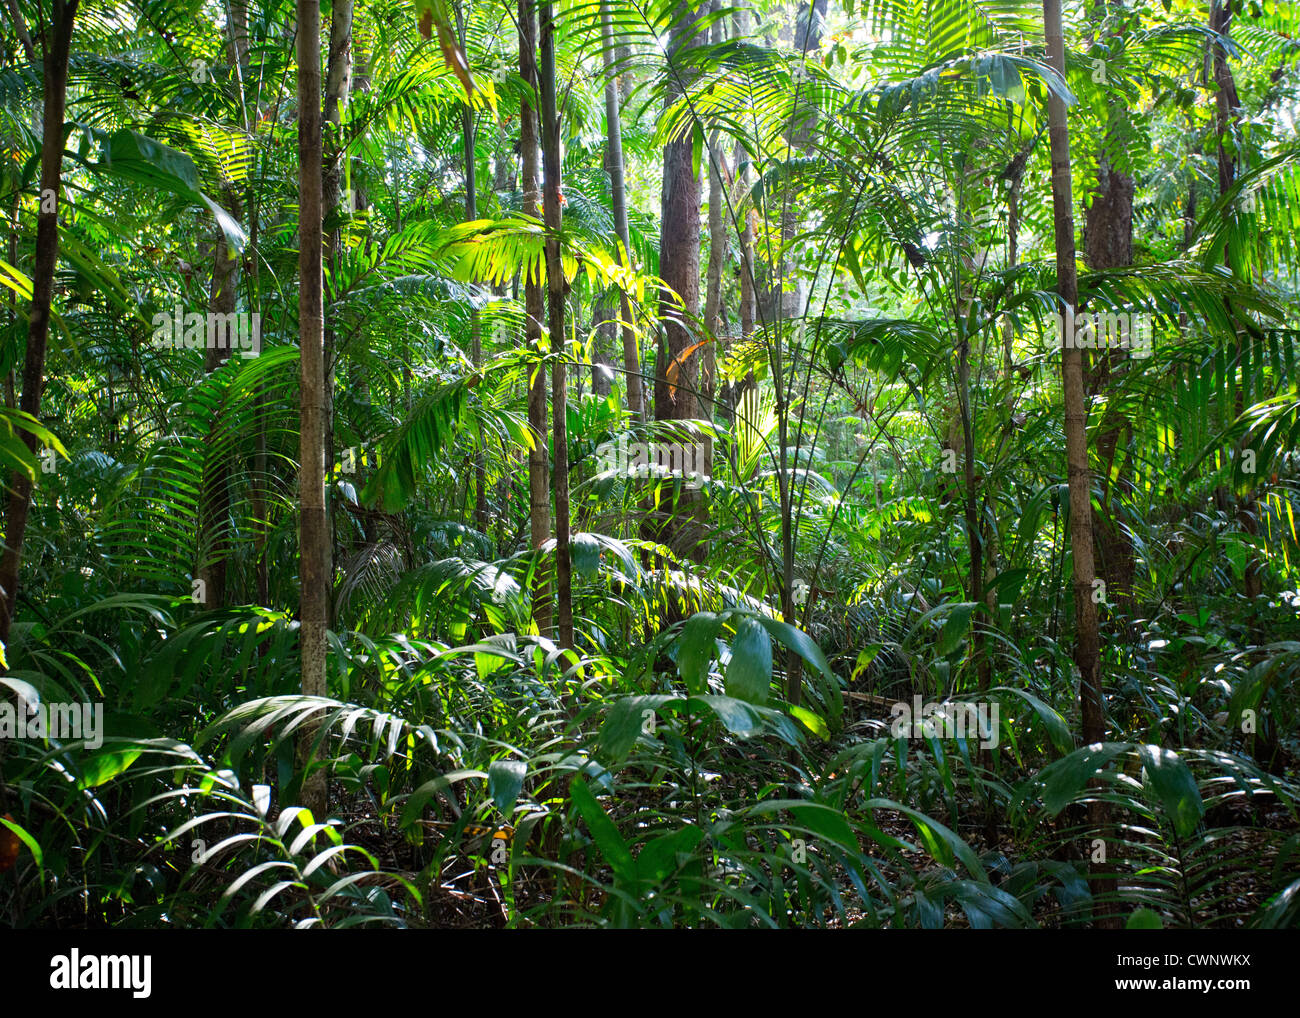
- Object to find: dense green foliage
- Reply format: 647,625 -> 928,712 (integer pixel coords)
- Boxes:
0,0 -> 1297,929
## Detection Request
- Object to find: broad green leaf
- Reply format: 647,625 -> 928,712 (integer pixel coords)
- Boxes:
725,617 -> 772,706
1137,744 -> 1204,839
399,769 -> 488,828
636,825 -> 704,887
746,799 -> 858,854
789,704 -> 829,739
863,798 -> 986,880
694,694 -> 762,738
0,259 -> 33,300
1038,743 -> 1130,815
989,686 -> 1071,754
676,612 -> 721,695
751,615 -> 835,683
77,744 -> 144,789
89,128 -> 247,250
488,759 -> 526,816
570,532 -> 602,578
570,776 -> 636,885
600,694 -> 681,762
937,602 -> 976,656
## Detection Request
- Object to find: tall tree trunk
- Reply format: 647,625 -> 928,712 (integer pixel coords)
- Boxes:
4,0 -> 35,61
1044,0 -> 1114,927
1084,0 -> 1135,620
592,291 -> 615,397
229,0 -> 266,610
599,2 -> 643,422
951,163 -> 992,830
320,0 -> 353,626
975,136 -> 1029,841
538,0 -> 574,648
0,0 -> 79,644
456,0 -> 488,536
197,15 -> 251,612
297,0 -> 329,819
722,4 -> 755,429
767,0 -> 826,324
702,1 -> 728,426
730,133 -> 756,427
250,201 -> 269,608
1211,0 -> 1263,601
196,197 -> 241,610
652,3 -> 703,426
650,0 -> 705,565
520,0 -> 552,635
775,0 -> 828,706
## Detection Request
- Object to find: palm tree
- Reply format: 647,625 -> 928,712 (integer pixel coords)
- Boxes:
1043,0 -> 1113,927
538,0 -> 574,647
297,0 -> 329,819
520,0 -> 552,634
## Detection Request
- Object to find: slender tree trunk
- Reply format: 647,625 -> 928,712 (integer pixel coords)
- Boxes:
455,0 -> 488,535
0,0 -> 79,643
952,171 -> 991,828
650,0 -> 706,567
234,0 -> 267,611
520,0 -> 552,635
599,2 -> 642,422
732,3 -> 755,360
1211,0 -> 1263,600
196,201 -> 241,610
652,4 -> 702,427
592,291 -> 615,397
767,0 -> 825,323
1044,0 -> 1115,927
297,0 -> 329,819
4,0 -> 35,61
320,0 -> 353,626
197,19 -> 250,612
250,202 -> 269,608
726,0 -> 756,434
702,1 -> 727,426
1084,0 -> 1135,619
731,134 -> 756,427
538,0 -> 573,647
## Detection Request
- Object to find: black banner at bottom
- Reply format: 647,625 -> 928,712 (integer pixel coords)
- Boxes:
0,928 -> 1292,1008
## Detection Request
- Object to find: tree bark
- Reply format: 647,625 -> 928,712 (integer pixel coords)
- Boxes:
766,0 -> 826,323
599,2 -> 643,422
1083,0 -> 1136,618
196,199 -> 241,610
297,0 -> 329,819
652,2 -> 703,427
702,1 -> 728,423
1211,0 -> 1263,601
1045,0 -> 1114,927
4,0 -> 35,62
320,0 -> 353,625
538,0 -> 574,648
519,0 -> 552,635
0,0 -> 79,643
454,0 -> 488,536
649,0 -> 706,567
197,15 -> 251,612
731,134 -> 756,427
592,290 -> 615,397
